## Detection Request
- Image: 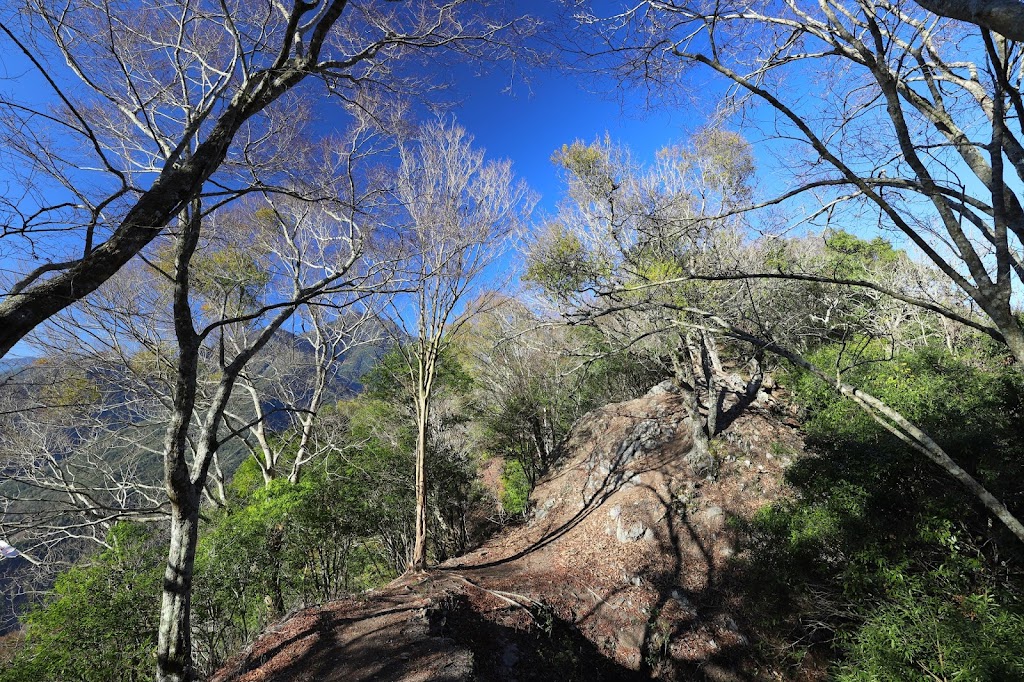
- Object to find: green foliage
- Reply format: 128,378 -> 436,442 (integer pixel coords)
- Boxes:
1,524 -> 162,682
194,447 -> 404,672
823,229 -> 899,279
40,370 -> 101,410
553,141 -> 613,187
685,128 -> 756,198
362,344 -> 474,403
478,324 -> 663,490
499,458 -> 531,516
838,580 -> 1024,681
744,342 -> 1024,679
226,455 -> 266,501
191,244 -> 271,295
572,329 -> 666,403
191,343 -> 490,672
523,223 -> 601,297
786,342 -> 1024,483
637,257 -> 684,285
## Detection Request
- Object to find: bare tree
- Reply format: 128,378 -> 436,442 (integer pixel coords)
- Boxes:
461,300 -> 583,483
0,295 -> 172,565
684,305 -> 1024,545
154,143 -> 385,679
1,119 -> 383,680
526,130 -> 1024,544
227,303 -> 382,489
572,0 -> 1024,363
382,120 -> 532,571
0,0 -> 528,359
528,133 -> 757,475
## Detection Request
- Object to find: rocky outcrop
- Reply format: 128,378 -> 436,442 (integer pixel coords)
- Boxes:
213,386 -> 805,681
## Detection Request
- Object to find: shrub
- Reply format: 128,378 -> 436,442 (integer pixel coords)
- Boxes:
742,342 -> 1024,679
0,523 -> 162,682
500,458 -> 531,517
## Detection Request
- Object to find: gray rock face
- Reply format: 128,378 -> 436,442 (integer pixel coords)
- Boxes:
587,419 -> 673,492
703,506 -> 724,523
647,380 -> 679,396
685,446 -> 717,479
632,419 -> 668,452
616,520 -> 647,543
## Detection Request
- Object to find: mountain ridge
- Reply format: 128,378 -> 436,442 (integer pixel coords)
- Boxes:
211,382 -> 807,681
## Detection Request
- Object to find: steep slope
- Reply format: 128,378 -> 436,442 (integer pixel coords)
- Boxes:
212,383 -> 805,681
0,334 -> 387,634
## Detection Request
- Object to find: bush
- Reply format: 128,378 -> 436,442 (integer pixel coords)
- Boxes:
500,458 -> 531,517
0,523 -> 162,682
741,342 -> 1024,679
838,582 -> 1024,681
193,458 -> 401,673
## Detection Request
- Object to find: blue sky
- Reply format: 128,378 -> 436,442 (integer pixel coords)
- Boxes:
441,64 -> 700,215
0,3 -> 763,359
0,1 -> 887,357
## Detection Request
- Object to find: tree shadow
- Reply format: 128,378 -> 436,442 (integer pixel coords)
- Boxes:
446,392 -> 767,680
220,600 -> 428,681
446,406 -> 684,573
633,481 -> 756,681
442,592 -> 648,681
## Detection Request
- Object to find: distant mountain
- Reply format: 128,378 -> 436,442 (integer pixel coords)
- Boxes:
0,357 -> 38,380
0,328 -> 390,634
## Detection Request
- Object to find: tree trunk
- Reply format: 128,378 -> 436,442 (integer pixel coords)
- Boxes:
265,525 -> 286,620
697,331 -> 723,438
410,397 -> 429,571
528,413 -> 549,475
990,306 -> 1024,365
157,498 -> 200,682
673,344 -> 716,479
158,205 -> 202,682
913,0 -> 1024,40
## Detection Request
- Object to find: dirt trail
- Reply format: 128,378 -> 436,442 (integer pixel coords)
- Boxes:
212,386 -> 804,681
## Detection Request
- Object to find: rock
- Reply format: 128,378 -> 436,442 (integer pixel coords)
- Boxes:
647,380 -> 679,395
702,506 -> 726,532
608,505 -> 621,519
685,446 -> 716,478
705,505 -> 724,518
616,520 -> 647,543
634,419 -> 664,450
614,442 -> 636,461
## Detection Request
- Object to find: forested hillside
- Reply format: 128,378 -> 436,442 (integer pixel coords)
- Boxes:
1,1 -> 1023,681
